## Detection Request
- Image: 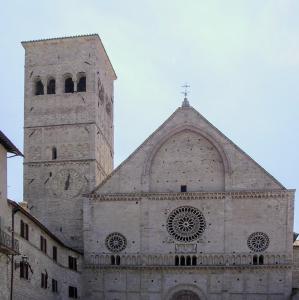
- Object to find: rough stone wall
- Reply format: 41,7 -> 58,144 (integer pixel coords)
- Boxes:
83,268 -> 293,300
150,130 -> 225,192
94,106 -> 284,194
23,35 -> 116,250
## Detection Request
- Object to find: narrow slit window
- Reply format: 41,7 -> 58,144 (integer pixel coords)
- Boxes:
52,147 -> 57,160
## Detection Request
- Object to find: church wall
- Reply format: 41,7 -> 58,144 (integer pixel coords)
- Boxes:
85,192 -> 294,256
83,268 -> 293,299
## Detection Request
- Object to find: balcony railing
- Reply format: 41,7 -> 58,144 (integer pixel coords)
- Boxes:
0,229 -> 19,255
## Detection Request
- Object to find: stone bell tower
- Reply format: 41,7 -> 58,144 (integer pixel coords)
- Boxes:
22,34 -> 116,250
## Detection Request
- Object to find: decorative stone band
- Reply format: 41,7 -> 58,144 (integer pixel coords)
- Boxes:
90,190 -> 295,202
85,252 -> 292,269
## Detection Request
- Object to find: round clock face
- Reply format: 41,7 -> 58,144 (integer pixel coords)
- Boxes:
50,169 -> 85,199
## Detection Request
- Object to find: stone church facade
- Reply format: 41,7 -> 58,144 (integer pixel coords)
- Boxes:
0,34 -> 298,299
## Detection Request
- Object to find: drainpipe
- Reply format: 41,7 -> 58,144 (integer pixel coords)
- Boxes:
10,206 -> 19,300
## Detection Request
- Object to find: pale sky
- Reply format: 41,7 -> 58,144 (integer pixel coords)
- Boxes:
1,1 -> 298,230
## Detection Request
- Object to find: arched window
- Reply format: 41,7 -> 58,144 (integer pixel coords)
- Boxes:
259,255 -> 264,265
35,79 -> 44,95
115,255 -> 120,265
52,147 -> 57,160
65,77 -> 74,93
192,256 -> 197,266
110,255 -> 115,265
175,256 -> 179,266
253,255 -> 258,265
180,256 -> 185,266
47,78 -> 56,94
77,73 -> 86,92
186,256 -> 191,266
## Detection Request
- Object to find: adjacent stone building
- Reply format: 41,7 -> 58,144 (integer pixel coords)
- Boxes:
0,34 -> 298,299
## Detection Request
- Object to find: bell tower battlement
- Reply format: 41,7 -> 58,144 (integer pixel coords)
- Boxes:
22,34 -> 116,250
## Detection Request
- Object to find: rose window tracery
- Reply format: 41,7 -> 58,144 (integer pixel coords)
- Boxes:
166,206 -> 206,242
105,232 -> 127,253
247,232 -> 269,252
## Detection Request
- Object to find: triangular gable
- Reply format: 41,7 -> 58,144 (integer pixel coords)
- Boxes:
91,105 -> 284,195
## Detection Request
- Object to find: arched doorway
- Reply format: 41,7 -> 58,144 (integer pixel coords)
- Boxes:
171,290 -> 200,300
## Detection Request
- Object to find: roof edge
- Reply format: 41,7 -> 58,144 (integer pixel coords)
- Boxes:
0,131 -> 23,156
21,33 -> 99,45
7,199 -> 82,255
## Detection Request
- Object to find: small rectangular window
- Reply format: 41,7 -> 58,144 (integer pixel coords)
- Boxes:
20,220 -> 29,240
181,185 -> 187,192
52,279 -> 58,293
69,286 -> 78,298
40,236 -> 47,254
41,273 -> 48,289
68,256 -> 77,271
20,220 -> 24,238
25,223 -> 29,240
53,246 -> 57,262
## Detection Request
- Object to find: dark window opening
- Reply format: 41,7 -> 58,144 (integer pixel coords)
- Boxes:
115,255 -> 120,265
180,256 -> 186,266
40,236 -> 47,254
35,80 -> 44,95
69,286 -> 78,298
65,77 -> 74,93
186,256 -> 191,266
52,147 -> 57,160
192,256 -> 197,266
41,272 -> 48,289
68,256 -> 77,271
20,220 -> 29,240
253,255 -> 258,265
111,255 -> 115,265
20,262 -> 29,280
259,255 -> 264,265
53,246 -> 57,262
181,185 -> 187,192
52,279 -> 58,293
47,79 -> 56,94
77,76 -> 86,92
175,256 -> 179,266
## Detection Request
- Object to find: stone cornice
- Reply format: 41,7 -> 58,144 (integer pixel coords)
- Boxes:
89,190 -> 295,202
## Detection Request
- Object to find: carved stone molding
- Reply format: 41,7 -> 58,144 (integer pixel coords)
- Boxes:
90,190 -> 295,201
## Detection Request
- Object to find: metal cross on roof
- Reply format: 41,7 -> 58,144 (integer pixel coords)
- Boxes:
181,83 -> 190,107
